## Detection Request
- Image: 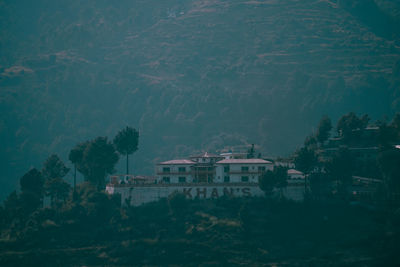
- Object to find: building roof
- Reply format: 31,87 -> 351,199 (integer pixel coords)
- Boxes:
189,152 -> 222,158
216,158 -> 272,164
158,159 -> 195,165
287,169 -> 303,175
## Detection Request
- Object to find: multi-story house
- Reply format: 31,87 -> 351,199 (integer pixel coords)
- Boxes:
155,152 -> 273,184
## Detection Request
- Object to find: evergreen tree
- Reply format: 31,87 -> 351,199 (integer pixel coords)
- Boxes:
113,127 -> 139,174
325,147 -> 354,195
294,147 -> 318,192
19,168 -> 45,212
259,166 -> 288,197
42,154 -> 69,181
316,115 -> 332,145
80,137 -> 119,189
378,147 -> 400,195
42,154 -> 70,207
336,112 -> 369,144
69,142 -> 87,192
294,147 -> 317,176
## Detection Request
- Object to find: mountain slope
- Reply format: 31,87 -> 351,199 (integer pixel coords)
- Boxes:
1,0 -> 400,198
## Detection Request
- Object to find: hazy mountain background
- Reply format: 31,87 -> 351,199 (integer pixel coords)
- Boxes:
1,0 -> 400,199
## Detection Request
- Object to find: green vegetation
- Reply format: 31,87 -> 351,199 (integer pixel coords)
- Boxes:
294,112 -> 400,200
1,195 -> 399,266
316,115 -> 332,145
1,0 -> 400,200
113,127 -> 139,175
259,166 -> 288,196
69,137 -> 119,189
42,154 -> 70,208
1,114 -> 400,265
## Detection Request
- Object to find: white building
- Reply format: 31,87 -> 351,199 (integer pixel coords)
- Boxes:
156,159 -> 195,184
155,152 -> 273,184
215,158 -> 274,183
106,151 -> 304,206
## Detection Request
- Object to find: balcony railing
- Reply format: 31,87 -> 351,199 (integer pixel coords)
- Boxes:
228,170 -> 265,175
156,171 -> 191,175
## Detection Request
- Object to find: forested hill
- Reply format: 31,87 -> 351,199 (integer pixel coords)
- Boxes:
1,0 -> 400,198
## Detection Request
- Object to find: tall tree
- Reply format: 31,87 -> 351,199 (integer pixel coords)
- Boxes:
2,191 -> 20,224
316,115 -> 332,145
294,147 -> 317,176
113,127 -> 139,174
79,137 -> 119,189
20,168 -> 44,196
336,112 -> 369,144
19,168 -> 44,212
42,154 -> 69,180
41,154 -> 70,207
259,166 -> 288,197
294,147 -> 318,192
378,147 -> 400,195
325,147 -> 354,195
69,142 -> 88,192
304,135 -> 318,149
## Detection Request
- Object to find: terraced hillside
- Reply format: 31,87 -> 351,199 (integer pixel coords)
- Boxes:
1,0 -> 400,198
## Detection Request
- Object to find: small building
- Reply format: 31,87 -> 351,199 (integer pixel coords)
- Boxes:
287,169 -> 305,181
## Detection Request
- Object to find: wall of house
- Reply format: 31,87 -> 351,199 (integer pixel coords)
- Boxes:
156,164 -> 194,183
215,163 -> 273,183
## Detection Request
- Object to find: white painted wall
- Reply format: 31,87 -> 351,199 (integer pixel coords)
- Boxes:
106,183 -> 265,206
215,163 -> 273,183
106,182 -> 304,206
156,164 -> 194,184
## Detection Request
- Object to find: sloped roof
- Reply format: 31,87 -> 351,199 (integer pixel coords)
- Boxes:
287,169 -> 304,175
216,158 -> 272,164
158,159 -> 195,165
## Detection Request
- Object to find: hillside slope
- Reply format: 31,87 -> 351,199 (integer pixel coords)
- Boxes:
1,0 -> 400,198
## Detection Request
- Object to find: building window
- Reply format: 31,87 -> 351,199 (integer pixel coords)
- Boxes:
179,177 -> 186,183
258,166 -> 266,172
241,166 -> 249,172
162,177 -> 170,183
241,176 -> 249,182
224,176 -> 230,182
163,167 -> 170,173
224,166 -> 230,172
178,167 -> 186,172
208,167 -> 213,171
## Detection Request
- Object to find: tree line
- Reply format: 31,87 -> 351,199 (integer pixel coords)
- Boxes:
0,126 -> 139,237
290,112 -> 400,200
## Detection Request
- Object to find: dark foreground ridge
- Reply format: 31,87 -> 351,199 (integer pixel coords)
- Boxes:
1,194 -> 399,266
